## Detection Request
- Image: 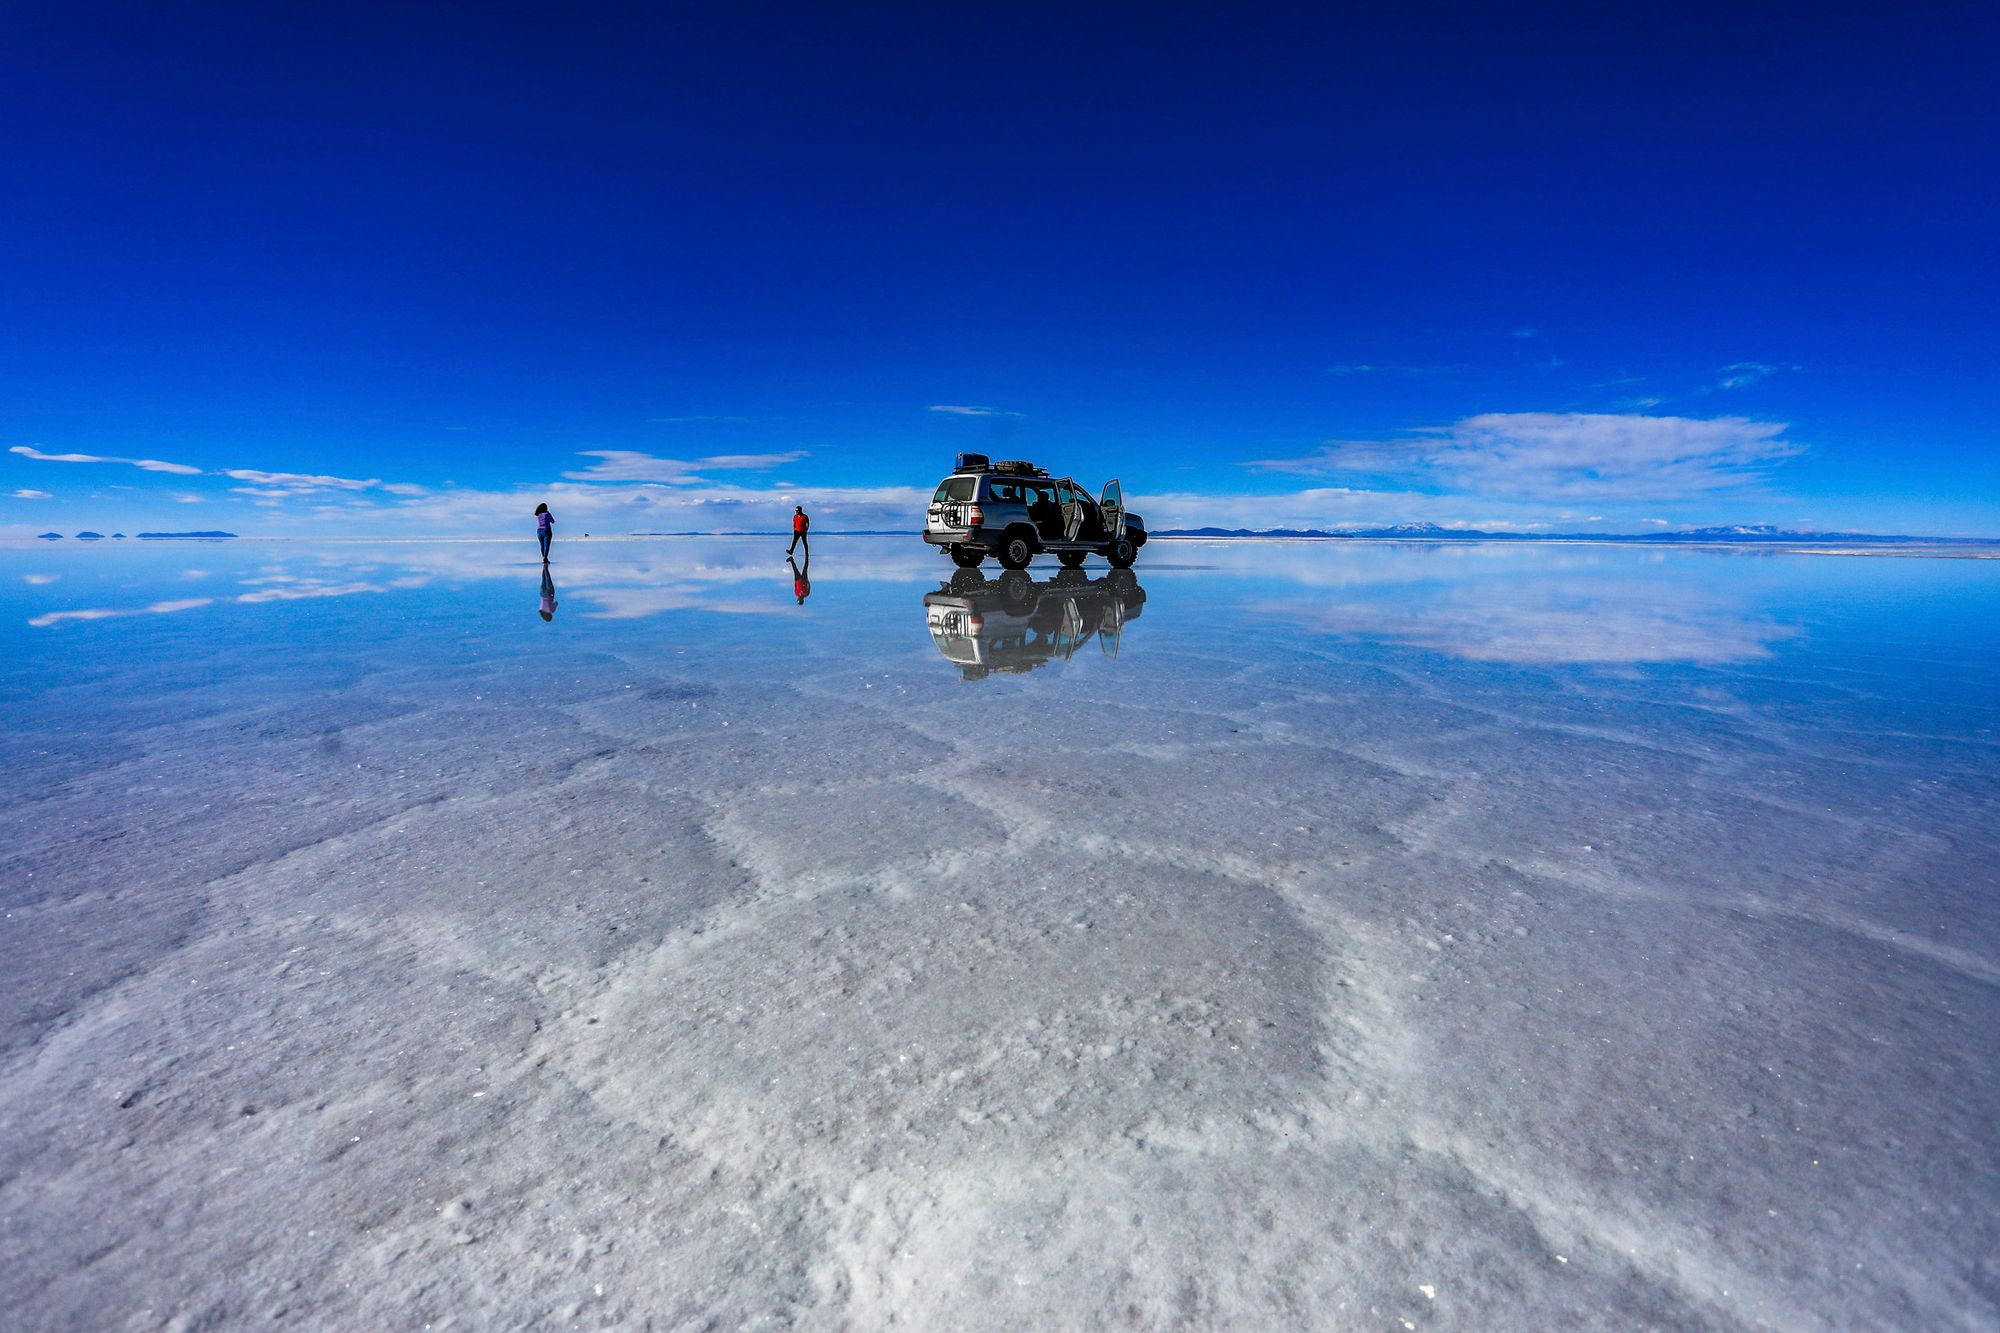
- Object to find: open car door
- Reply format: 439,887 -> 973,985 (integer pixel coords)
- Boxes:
1099,479 -> 1125,539
1058,480 -> 1085,541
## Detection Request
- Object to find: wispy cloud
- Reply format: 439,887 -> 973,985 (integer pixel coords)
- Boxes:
1249,412 -> 1803,502
11,445 -> 202,475
563,450 -> 808,484
1511,327 -> 1537,339
927,404 -> 1019,416
223,468 -> 381,493
1715,362 -> 1777,390
1710,362 -> 1803,392
1322,363 -> 1456,378
10,488 -> 53,499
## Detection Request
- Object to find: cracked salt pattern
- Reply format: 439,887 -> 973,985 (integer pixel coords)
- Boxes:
2,536 -> 1996,1328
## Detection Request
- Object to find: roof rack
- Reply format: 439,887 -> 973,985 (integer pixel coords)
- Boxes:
954,453 -> 1050,477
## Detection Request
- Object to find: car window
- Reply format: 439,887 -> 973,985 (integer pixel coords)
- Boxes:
986,480 -> 1022,503
934,477 -> 976,502
1025,483 -> 1057,507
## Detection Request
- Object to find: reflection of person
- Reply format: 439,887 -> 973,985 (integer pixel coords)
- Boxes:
534,503 -> 553,562
787,505 -> 809,558
789,555 -> 811,605
538,566 -> 558,621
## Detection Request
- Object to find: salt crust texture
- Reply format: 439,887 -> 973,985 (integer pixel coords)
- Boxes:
2,541 -> 1997,1330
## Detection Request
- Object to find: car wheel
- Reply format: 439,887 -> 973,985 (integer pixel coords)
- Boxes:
950,547 -> 984,568
997,570 -> 1035,613
1106,537 -> 1136,569
1056,549 -> 1087,568
998,531 -> 1035,570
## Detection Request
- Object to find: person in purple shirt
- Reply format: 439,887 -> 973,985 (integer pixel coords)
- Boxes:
535,503 -> 553,562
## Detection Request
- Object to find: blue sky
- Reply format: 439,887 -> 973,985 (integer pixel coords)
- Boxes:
4,3 -> 1995,537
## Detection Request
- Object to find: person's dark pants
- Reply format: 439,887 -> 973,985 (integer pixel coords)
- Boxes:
788,532 -> 808,557
538,529 -> 551,560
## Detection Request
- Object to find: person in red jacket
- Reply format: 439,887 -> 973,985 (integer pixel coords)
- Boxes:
787,505 -> 809,558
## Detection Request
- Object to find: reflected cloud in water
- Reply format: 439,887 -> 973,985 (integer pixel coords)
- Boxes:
16,537 -> 1792,666
19,537 -> 949,627
1276,580 -> 1795,663
1230,542 -> 1797,663
923,568 -> 1146,680
28,597 -> 213,628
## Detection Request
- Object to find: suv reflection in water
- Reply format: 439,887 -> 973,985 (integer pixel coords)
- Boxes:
923,568 -> 1146,679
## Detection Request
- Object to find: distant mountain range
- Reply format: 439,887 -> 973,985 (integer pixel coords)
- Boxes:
35,530 -> 239,540
1153,523 -> 1998,545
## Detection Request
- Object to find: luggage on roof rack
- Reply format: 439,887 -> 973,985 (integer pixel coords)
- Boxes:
954,452 -> 991,473
992,459 -> 1046,476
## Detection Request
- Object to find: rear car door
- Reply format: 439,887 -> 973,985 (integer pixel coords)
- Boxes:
1026,481 -> 1065,541
1057,480 -> 1085,541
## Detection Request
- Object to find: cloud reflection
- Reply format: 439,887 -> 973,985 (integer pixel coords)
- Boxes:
1228,543 -> 1796,664
29,597 -> 214,628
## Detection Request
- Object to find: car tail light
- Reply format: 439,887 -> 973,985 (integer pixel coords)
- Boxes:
966,505 -> 984,526
967,615 -> 983,633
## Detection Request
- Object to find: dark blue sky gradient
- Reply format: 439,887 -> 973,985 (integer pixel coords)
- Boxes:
4,3 -> 1996,533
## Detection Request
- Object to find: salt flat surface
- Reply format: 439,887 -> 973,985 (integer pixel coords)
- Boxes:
2,536 -> 1996,1329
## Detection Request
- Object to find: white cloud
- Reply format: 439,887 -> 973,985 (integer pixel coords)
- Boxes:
11,444 -> 202,474
23,573 -> 58,584
1715,362 -> 1777,390
563,450 -> 807,484
1511,327 -> 1537,339
1324,364 -> 1377,376
11,446 -> 104,463
223,468 -> 380,492
11,489 -> 52,499
927,405 -> 1018,416
1249,412 -> 1802,502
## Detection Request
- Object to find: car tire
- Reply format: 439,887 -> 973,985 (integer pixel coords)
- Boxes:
998,530 -> 1035,570
1106,536 -> 1136,569
1056,550 -> 1087,568
950,547 -> 984,568
997,570 -> 1035,613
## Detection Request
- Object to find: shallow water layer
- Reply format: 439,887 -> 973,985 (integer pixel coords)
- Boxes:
2,536 -> 1997,1328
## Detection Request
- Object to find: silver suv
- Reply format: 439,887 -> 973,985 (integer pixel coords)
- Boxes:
922,454 -> 1147,570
